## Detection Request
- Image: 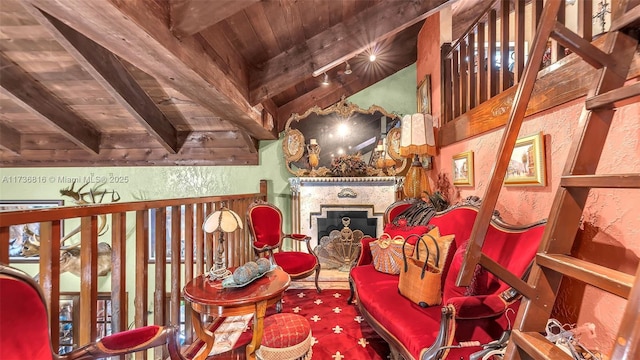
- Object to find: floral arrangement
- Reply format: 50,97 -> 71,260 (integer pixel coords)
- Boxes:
330,153 -> 367,177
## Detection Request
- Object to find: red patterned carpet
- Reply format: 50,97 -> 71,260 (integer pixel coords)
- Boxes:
269,288 -> 389,359
194,288 -> 390,359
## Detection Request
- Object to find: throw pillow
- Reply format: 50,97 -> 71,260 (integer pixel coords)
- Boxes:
414,227 -> 455,270
370,234 -> 414,275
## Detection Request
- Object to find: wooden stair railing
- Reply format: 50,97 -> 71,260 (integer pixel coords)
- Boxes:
0,180 -> 268,359
441,0 -> 595,124
454,0 -> 640,359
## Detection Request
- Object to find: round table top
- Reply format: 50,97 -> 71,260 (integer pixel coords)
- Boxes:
183,267 -> 290,307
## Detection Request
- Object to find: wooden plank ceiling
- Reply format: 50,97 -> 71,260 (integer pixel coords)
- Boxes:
0,0 -> 451,167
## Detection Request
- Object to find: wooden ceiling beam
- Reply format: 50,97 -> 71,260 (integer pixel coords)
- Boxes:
0,53 -> 100,154
276,21 -> 421,131
249,0 -> 447,105
169,0 -> 260,38
26,0 -> 275,141
19,131 -> 250,150
0,123 -> 21,155
26,7 -> 181,154
0,147 -> 259,167
451,0 -> 497,41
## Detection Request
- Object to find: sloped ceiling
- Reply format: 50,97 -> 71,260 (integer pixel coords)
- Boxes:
0,0 -> 455,167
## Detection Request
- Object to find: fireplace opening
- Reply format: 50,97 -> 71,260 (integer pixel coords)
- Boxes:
317,210 -> 377,240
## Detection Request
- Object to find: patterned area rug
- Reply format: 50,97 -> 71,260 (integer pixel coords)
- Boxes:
270,289 -> 389,359
198,288 -> 390,359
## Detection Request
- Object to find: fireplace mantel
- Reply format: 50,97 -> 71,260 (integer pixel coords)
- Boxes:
288,177 -> 404,250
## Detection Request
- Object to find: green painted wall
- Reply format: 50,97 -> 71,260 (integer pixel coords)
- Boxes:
0,63 -> 416,217
0,63 -> 416,318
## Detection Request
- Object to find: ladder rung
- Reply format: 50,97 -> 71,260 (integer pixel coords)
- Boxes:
560,174 -> 640,188
537,254 -> 634,298
586,81 -> 640,110
609,4 -> 640,32
510,330 -> 574,360
550,22 -> 612,69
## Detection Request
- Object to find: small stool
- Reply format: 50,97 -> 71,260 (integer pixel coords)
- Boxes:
256,313 -> 312,360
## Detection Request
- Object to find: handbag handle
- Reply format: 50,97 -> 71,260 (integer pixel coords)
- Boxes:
402,234 -> 440,279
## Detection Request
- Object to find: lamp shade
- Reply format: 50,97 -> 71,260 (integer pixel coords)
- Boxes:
203,207 -> 243,233
399,113 -> 436,157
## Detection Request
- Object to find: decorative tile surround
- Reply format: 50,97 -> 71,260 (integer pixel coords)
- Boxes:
288,177 -> 403,249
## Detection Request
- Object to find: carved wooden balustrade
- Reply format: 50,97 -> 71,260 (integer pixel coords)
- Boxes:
437,0 -> 628,147
0,180 -> 267,359
442,0 -> 586,121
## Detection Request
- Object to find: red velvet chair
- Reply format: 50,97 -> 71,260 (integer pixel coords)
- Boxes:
247,201 -> 321,293
0,264 -> 185,360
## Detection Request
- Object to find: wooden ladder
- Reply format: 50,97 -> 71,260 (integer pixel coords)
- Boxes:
455,0 -> 640,359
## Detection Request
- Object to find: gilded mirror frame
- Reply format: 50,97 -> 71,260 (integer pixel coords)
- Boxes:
282,97 -> 407,177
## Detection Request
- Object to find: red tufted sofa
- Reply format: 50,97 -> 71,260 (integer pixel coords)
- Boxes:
348,202 -> 546,360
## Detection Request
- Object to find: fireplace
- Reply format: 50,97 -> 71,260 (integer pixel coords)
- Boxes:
317,210 -> 377,240
288,176 -> 403,250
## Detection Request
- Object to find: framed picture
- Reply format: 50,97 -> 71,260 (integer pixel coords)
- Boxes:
417,74 -> 432,114
1,200 -> 64,262
505,132 -> 546,186
452,151 -> 474,186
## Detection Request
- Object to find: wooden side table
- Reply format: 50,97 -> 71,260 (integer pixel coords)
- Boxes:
183,268 -> 290,360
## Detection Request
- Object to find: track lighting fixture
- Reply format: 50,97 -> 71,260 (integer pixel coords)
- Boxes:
321,72 -> 330,85
344,61 -> 352,75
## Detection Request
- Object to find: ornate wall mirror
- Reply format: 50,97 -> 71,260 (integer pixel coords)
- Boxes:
282,98 -> 406,177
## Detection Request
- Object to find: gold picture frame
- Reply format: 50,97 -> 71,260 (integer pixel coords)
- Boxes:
452,151 -> 474,186
505,132 -> 546,186
417,74 -> 432,114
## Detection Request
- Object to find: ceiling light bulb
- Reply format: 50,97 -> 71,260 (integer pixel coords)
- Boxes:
369,54 -> 376,62
344,62 -> 352,75
321,73 -> 330,85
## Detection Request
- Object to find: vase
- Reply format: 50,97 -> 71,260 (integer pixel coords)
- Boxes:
307,143 -> 321,171
309,153 -> 319,169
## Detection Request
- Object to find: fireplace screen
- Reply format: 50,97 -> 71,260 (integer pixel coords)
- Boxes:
315,214 -> 374,271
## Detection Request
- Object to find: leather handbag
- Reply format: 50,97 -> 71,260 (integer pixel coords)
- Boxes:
398,234 -> 442,307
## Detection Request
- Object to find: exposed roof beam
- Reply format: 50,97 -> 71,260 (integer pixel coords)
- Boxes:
27,0 -> 275,140
169,0 -> 260,38
26,7 -> 181,154
0,147 -> 259,167
0,123 -> 21,155
451,0 -> 497,41
249,0 -> 448,105
276,21 -> 421,130
0,53 -> 100,154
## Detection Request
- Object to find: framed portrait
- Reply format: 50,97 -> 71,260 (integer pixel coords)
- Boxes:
417,74 -> 432,114
452,151 -> 474,186
505,132 -> 546,186
1,200 -> 64,262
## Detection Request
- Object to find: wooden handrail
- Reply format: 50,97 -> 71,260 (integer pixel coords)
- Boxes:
440,0 -> 601,125
0,180 -> 268,356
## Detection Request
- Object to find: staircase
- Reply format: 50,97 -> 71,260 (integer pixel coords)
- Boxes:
455,1 -> 640,359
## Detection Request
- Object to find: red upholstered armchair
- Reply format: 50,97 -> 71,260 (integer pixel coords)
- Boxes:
0,264 -> 185,360
247,201 -> 321,293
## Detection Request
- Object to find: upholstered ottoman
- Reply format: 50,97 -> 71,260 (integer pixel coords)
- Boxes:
256,313 -> 312,360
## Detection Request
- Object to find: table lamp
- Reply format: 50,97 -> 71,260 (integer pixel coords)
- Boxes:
203,204 -> 243,280
400,113 -> 436,199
